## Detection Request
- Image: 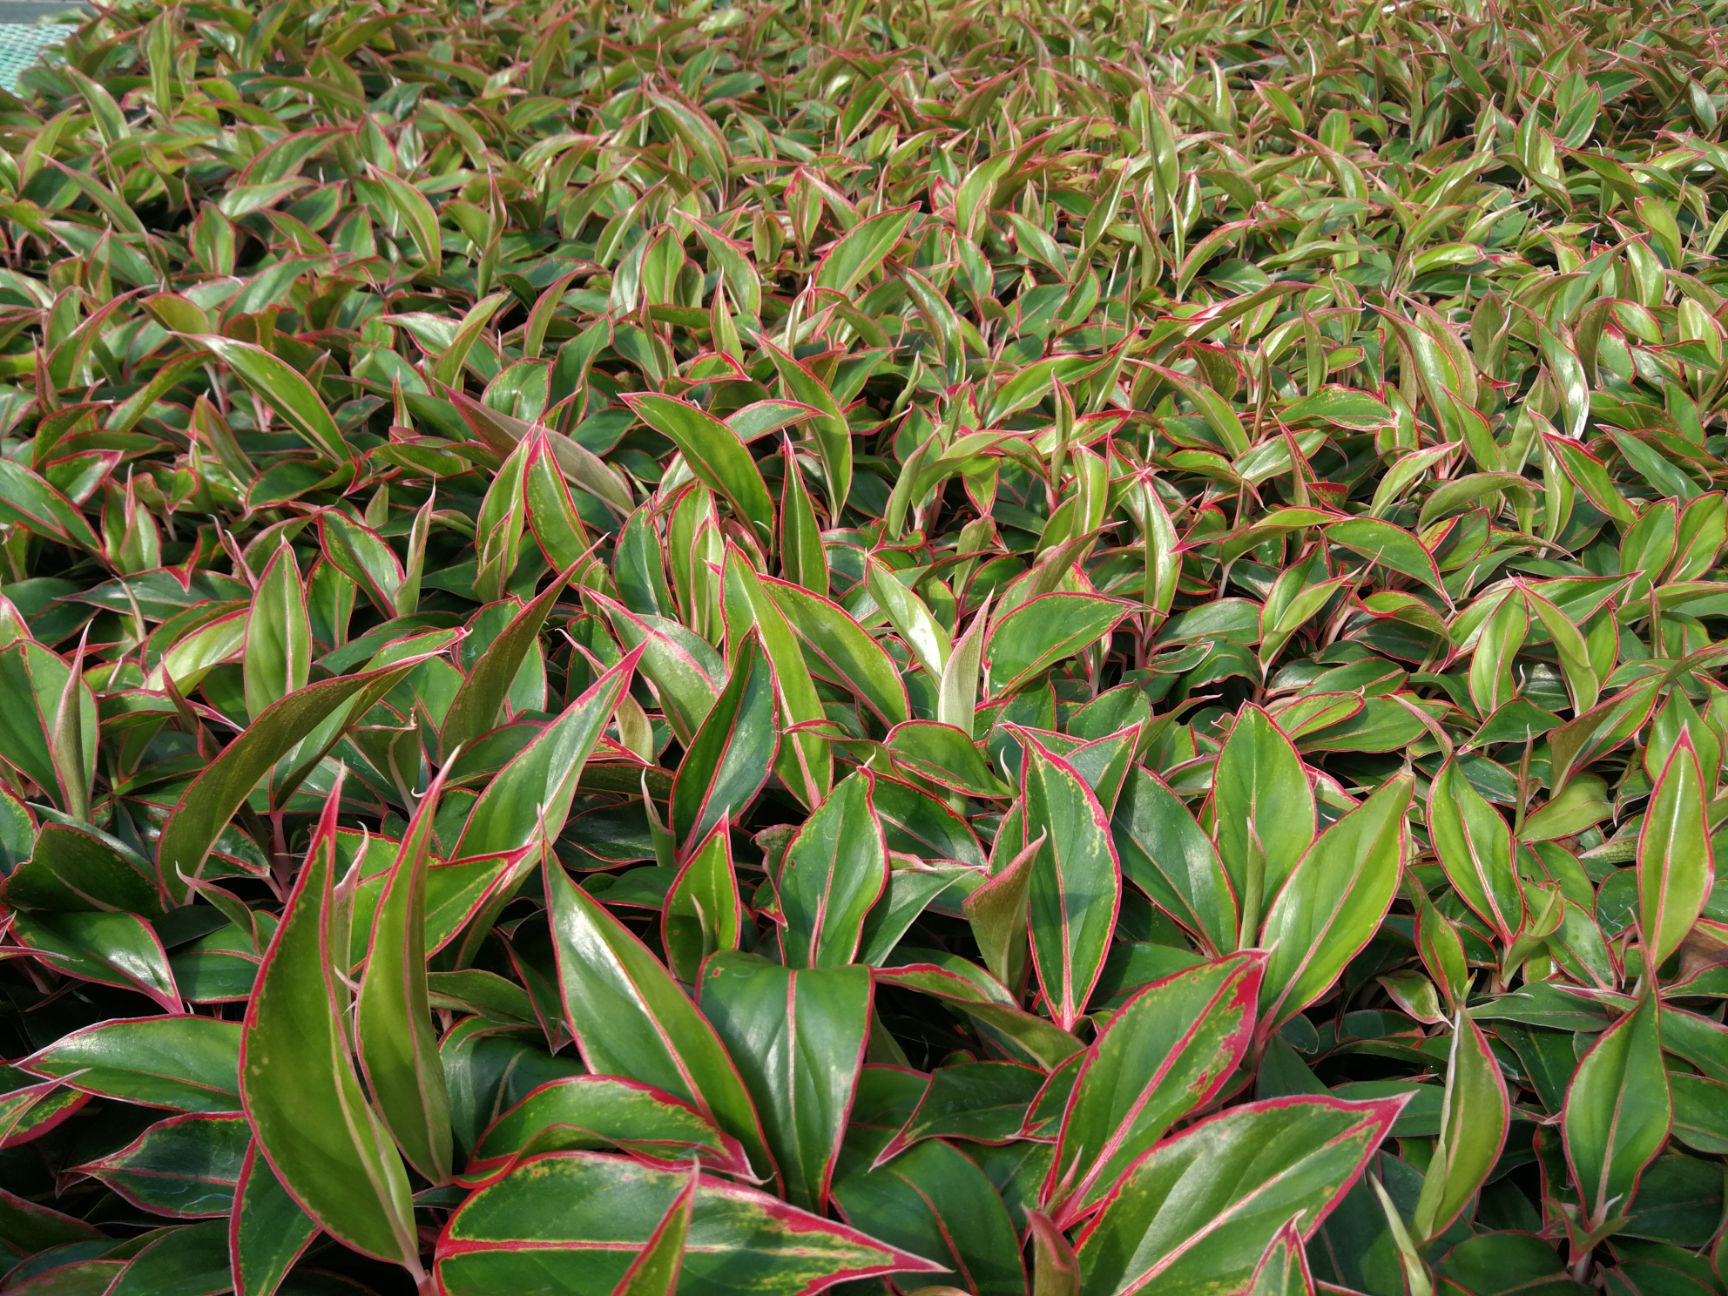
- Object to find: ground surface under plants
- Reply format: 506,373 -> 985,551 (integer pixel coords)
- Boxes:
1,0 -> 1728,1292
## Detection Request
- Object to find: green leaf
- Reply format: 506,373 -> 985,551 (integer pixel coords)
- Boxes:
721,551 -> 833,807
1018,729 -> 1122,1031
3,818 -> 163,916
22,1016 -> 240,1113
1544,434 -> 1636,527
1539,324 -> 1589,441
815,207 -> 916,296
878,1062 -> 1045,1158
863,874 -> 970,972
964,831 -> 1041,989
625,392 -> 775,540
986,594 -> 1128,698
1282,387 -> 1395,430
12,910 -> 180,1011
1142,362 -> 1250,456
75,1113 -> 250,1219
1526,589 -> 1600,714
435,1152 -> 943,1294
873,776 -> 988,872
107,1221 -> 231,1296
1324,517 -> 1448,600
8,1257 -> 125,1291
243,543 -> 311,720
190,336 -> 348,461
319,511 -> 404,617
663,820 -> 742,984
0,1180 -> 102,1252
1044,953 -> 1264,1225
865,558 -> 951,678
1547,678 -> 1662,794
594,593 -> 722,742
0,457 -> 100,550
0,642 -> 96,817
875,959 -> 1083,1070
367,164 -> 443,274
522,433 -> 596,573
355,761 -> 454,1182
1212,707 -> 1313,947
147,610 -> 252,699
1428,761 -> 1525,944
888,721 -> 1009,797
1030,1211 -> 1082,1296
1412,1009 -> 1509,1241
779,445 -> 829,600
1074,1096 -> 1403,1295
1637,735 -> 1712,975
240,779 -> 420,1269
1563,994 -> 1671,1226
231,1141 -> 318,1296
1246,1223 -> 1315,1295
938,594 -> 991,740
1260,574 -> 1349,666
671,632 -> 778,851
833,1132 -> 1027,1296
545,862 -> 772,1177
612,1169 -> 696,1295
1258,774 -> 1413,1030
0,1074 -> 85,1148
1111,767 -> 1237,956
440,567 -> 574,752
1670,1074 -> 1728,1156
156,650 -> 435,905
445,649 -> 642,956
759,339 -> 853,514
445,385 -> 635,519
469,1074 -> 752,1178
1468,592 -> 1528,717
777,772 -> 888,968
701,953 -> 870,1209
766,577 -> 909,728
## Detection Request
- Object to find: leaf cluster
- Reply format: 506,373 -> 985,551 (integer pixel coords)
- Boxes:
1,0 -> 1728,1291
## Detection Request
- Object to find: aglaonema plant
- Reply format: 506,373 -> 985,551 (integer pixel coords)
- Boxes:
2,0 -> 1728,1291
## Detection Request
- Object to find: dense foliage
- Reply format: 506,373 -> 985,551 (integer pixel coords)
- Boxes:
1,0 -> 1727,1290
